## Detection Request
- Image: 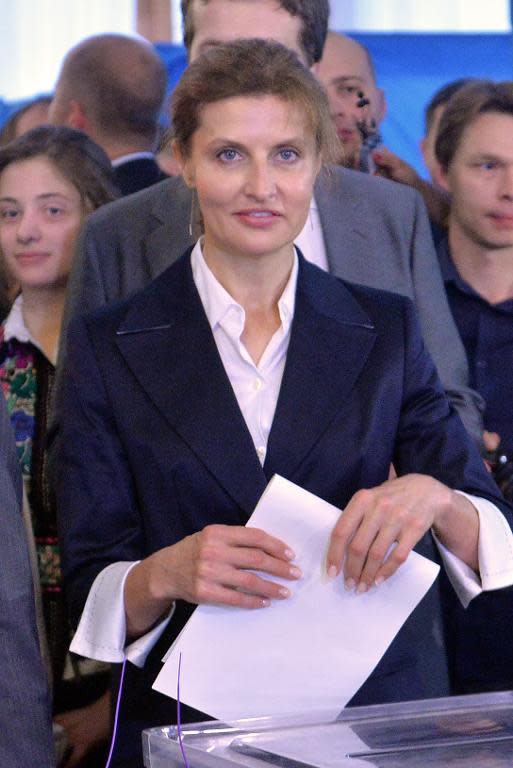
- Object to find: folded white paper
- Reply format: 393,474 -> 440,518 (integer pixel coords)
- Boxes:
153,475 -> 440,720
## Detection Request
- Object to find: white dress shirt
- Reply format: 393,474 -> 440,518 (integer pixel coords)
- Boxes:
294,196 -> 329,271
70,240 -> 513,668
192,239 -> 297,467
111,151 -> 156,168
4,295 -> 47,355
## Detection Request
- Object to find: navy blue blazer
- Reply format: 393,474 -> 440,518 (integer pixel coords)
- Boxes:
56,252 -> 512,767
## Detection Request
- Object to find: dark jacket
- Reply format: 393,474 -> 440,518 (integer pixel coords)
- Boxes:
56,252 -> 510,766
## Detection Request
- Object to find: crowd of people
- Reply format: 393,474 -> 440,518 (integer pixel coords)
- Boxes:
2,2 -> 513,767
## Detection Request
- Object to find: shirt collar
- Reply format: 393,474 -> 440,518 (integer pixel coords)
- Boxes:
190,239 -> 298,334
111,152 -> 155,168
3,294 -> 46,354
438,236 -> 513,312
437,236 -> 458,283
437,236 -> 479,298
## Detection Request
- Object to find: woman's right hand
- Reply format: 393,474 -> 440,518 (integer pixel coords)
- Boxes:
124,524 -> 301,638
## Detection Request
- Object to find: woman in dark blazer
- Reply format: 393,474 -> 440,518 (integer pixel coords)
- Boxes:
55,41 -> 513,767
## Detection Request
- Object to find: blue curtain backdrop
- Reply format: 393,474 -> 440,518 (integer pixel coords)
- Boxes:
2,34 -> 512,177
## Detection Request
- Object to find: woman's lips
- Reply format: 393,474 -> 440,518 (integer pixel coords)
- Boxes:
15,251 -> 50,261
234,210 -> 282,227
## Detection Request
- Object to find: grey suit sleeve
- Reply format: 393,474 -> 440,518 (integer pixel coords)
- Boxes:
0,401 -> 54,767
407,192 -> 484,443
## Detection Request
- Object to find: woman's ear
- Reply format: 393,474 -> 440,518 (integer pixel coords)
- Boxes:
172,140 -> 195,188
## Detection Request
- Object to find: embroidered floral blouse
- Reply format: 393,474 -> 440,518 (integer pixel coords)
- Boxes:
0,296 -> 67,685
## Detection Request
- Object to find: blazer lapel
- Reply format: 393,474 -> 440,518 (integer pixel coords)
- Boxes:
142,177 -> 196,279
314,167 -> 374,281
115,253 -> 267,517
265,258 -> 376,479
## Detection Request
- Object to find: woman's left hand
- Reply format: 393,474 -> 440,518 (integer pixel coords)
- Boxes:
54,689 -> 111,768
326,473 -> 478,593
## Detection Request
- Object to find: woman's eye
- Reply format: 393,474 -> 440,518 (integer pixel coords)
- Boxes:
46,206 -> 64,216
482,161 -> 498,171
278,148 -> 299,162
217,148 -> 241,163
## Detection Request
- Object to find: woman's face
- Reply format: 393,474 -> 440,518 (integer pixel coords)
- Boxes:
179,94 -> 321,264
0,155 -> 84,292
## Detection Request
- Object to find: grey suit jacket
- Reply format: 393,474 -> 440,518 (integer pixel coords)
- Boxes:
0,399 -> 54,767
62,166 -> 482,439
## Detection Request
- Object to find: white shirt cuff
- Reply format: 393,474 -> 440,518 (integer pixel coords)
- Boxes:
70,561 -> 175,668
434,492 -> 513,608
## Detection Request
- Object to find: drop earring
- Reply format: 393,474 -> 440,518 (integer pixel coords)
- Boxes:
188,191 -> 196,238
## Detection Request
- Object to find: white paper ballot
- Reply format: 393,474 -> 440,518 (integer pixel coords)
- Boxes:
153,475 -> 440,721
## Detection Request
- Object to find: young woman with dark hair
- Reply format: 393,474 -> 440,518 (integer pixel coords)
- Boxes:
0,124 -> 118,767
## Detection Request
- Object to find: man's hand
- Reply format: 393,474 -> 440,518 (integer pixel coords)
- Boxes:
372,147 -> 421,186
125,525 -> 301,637
327,474 -> 478,593
483,430 -> 501,453
483,430 -> 501,471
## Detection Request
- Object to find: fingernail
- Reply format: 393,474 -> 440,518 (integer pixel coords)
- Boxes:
344,578 -> 355,591
375,576 -> 385,588
278,587 -> 291,598
356,582 -> 368,595
289,566 -> 302,579
327,565 -> 338,580
284,548 -> 295,560
260,598 -> 271,607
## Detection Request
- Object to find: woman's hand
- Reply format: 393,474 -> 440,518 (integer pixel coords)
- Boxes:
54,690 -> 111,768
125,524 -> 301,637
326,474 -> 479,593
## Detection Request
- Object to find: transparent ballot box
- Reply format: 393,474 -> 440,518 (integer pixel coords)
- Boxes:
143,691 -> 513,768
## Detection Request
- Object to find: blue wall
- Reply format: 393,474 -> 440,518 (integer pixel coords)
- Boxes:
352,33 -> 513,176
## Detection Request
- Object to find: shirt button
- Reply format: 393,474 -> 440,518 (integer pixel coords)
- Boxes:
257,446 -> 266,460
253,378 -> 263,391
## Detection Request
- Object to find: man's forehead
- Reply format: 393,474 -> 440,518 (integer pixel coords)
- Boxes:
189,0 -> 305,62
465,112 -> 513,138
320,35 -> 375,85
456,112 -> 513,157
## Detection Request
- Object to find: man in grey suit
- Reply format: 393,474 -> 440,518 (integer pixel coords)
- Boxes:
60,0 -> 482,440
0,396 -> 54,767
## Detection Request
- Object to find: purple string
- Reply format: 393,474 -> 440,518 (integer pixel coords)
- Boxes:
105,658 -> 127,768
177,652 -> 191,768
